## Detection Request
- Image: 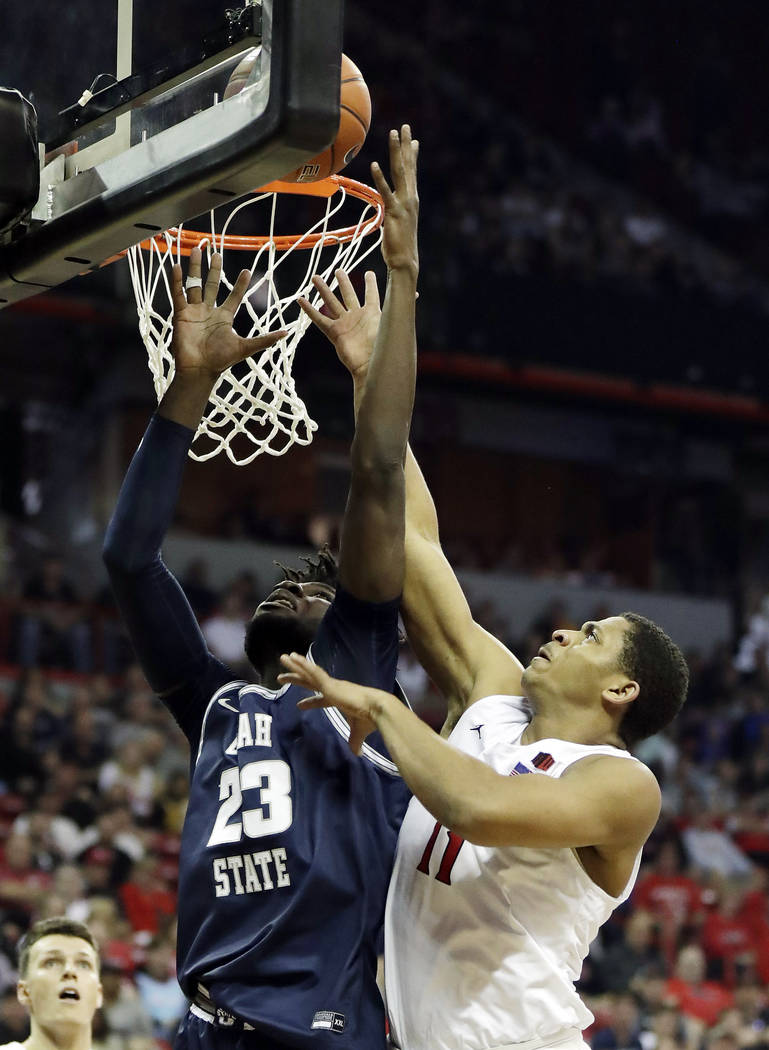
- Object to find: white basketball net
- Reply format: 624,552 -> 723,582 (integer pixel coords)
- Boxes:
126,178 -> 383,464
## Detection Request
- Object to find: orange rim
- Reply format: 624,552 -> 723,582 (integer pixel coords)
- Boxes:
128,175 -> 383,258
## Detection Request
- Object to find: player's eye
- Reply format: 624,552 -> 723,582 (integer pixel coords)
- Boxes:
77,960 -> 93,969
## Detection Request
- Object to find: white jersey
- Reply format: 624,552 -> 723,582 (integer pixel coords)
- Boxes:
0,1043 -> 26,1050
384,694 -> 643,1050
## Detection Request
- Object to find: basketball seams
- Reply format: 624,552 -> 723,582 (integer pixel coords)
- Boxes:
340,104 -> 370,135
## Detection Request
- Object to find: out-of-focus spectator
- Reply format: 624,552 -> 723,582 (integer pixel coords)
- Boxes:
597,910 -> 664,993
701,884 -> 756,986
644,1003 -> 691,1050
119,859 -> 176,937
16,555 -> 91,671
734,596 -> 769,676
76,805 -> 140,894
0,986 -> 29,1043
680,811 -> 753,880
12,791 -> 85,862
665,945 -> 733,1027
0,706 -> 46,794
51,863 -> 90,923
134,937 -> 187,1042
98,740 -> 158,824
88,897 -> 139,977
180,558 -> 218,621
632,841 -> 705,936
98,959 -> 154,1044
591,992 -> 645,1050
60,709 -> 110,775
160,771 -> 188,836
0,834 -> 52,917
48,760 -> 99,830
201,587 -> 250,672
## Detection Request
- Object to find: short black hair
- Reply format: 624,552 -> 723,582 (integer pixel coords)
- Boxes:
616,612 -> 688,747
274,545 -> 338,589
18,917 -> 99,977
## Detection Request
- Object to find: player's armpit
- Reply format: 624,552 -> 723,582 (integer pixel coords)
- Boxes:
451,755 -> 660,852
402,527 -> 524,715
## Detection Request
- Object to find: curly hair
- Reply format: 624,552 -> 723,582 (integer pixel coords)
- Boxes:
616,612 -> 689,748
18,917 -> 99,976
274,545 -> 339,589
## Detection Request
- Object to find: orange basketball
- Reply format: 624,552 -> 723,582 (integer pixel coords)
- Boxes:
224,52 -> 371,182
281,55 -> 371,183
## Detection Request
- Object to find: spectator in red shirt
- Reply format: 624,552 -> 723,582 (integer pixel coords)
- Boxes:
633,841 -> 705,956
665,944 -> 733,1026
0,834 -> 52,917
701,884 -> 755,985
119,858 -> 176,936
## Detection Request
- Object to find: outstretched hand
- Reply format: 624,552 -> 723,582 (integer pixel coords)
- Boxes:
170,246 -> 286,380
298,269 -> 381,380
371,124 -> 419,275
278,652 -> 391,756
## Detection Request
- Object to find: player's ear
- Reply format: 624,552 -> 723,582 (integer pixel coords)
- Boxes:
601,679 -> 639,709
17,979 -> 30,1007
96,980 -> 104,1009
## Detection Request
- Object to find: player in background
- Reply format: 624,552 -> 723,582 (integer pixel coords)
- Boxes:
295,281 -> 689,1050
0,917 -> 102,1050
102,126 -> 419,1049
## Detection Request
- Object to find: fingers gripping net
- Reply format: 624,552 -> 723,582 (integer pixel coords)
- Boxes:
126,176 -> 383,464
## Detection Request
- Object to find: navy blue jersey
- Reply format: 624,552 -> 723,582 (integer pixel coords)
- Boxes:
170,589 -> 409,1046
103,416 -> 410,1049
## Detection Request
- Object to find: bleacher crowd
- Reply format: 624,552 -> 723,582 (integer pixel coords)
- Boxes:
0,546 -> 764,1048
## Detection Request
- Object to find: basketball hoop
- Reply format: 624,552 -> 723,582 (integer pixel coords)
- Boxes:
125,175 -> 384,464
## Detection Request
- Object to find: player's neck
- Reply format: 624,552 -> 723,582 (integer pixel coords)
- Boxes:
523,711 -> 625,750
259,657 -> 284,691
25,1019 -> 92,1050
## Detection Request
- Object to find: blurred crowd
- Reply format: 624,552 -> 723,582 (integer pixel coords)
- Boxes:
0,540 -> 767,1048
341,0 -> 769,393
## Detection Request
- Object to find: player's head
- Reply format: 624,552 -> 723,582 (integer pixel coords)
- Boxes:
521,612 -> 688,747
17,917 -> 102,1033
244,547 -> 338,672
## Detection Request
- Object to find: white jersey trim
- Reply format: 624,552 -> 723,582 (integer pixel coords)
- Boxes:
305,645 -> 401,777
194,679 -> 247,766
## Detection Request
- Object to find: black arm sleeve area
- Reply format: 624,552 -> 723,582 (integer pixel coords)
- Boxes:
102,414 -> 231,736
311,584 -> 400,690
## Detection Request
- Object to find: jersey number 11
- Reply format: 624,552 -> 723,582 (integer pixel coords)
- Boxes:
416,821 -> 465,885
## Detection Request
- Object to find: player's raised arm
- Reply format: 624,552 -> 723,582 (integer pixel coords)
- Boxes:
302,266 -> 522,734
401,449 -> 524,728
102,251 -> 285,708
300,125 -> 419,603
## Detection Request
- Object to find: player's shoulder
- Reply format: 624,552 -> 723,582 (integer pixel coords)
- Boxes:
565,752 -> 661,820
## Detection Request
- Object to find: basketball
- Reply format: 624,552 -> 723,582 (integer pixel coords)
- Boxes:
224,52 -> 371,184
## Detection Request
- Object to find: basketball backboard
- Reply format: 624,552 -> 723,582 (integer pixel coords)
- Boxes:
0,0 -> 344,307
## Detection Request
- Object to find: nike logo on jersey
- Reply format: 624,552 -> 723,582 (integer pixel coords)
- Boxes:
218,696 -> 239,714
